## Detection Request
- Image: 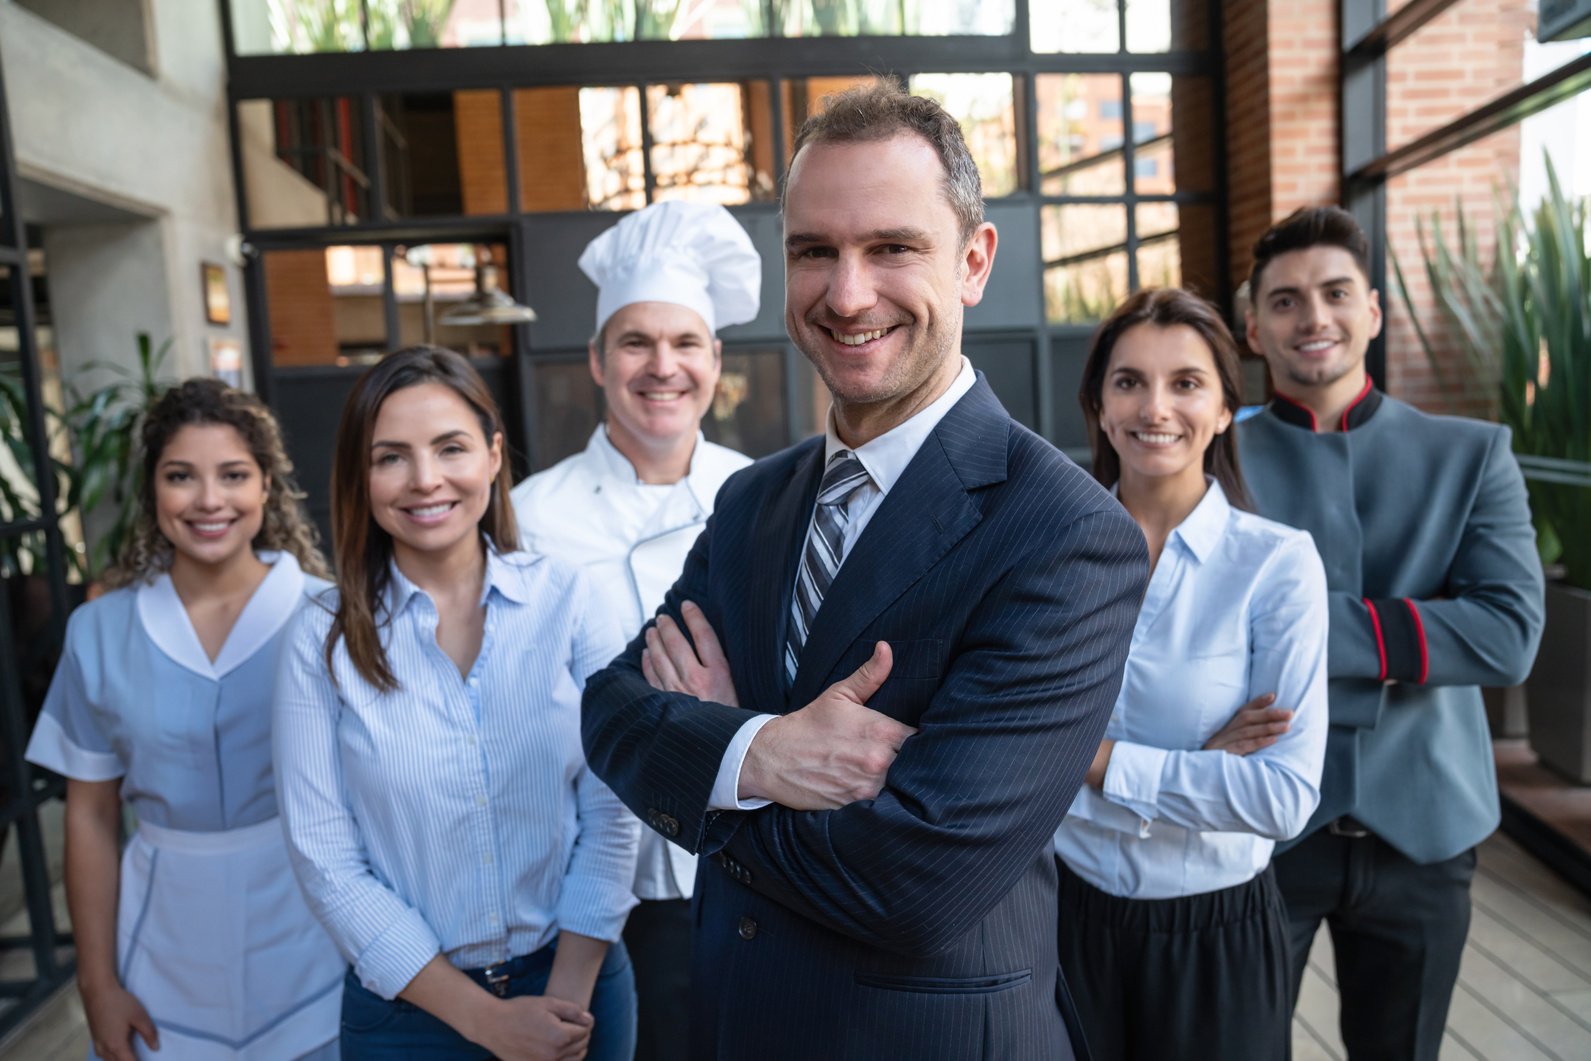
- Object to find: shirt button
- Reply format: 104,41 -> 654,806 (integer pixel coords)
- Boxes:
737,917 -> 757,941
476,794 -> 487,807
482,853 -> 494,865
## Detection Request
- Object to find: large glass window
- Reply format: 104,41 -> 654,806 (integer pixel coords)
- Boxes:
233,0 -> 1019,53
1037,70 -> 1221,323
910,74 -> 1020,198
228,0 -> 1226,517
1386,0 -> 1591,155
647,82 -> 775,205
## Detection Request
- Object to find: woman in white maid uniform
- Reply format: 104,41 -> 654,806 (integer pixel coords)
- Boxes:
26,378 -> 343,1061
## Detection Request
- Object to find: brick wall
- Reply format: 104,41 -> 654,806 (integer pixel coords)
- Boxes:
1224,0 -> 1339,296
1382,0 -> 1531,414
1221,0 -> 1534,416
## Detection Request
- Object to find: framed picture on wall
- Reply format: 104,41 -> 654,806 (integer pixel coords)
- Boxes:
209,336 -> 244,389
202,262 -> 231,326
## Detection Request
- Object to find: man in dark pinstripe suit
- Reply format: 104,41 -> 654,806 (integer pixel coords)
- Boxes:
583,83 -> 1147,1061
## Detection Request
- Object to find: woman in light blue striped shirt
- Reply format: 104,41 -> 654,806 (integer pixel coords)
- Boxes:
274,346 -> 640,1061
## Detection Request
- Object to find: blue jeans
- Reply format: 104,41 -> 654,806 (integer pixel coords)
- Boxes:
340,940 -> 636,1061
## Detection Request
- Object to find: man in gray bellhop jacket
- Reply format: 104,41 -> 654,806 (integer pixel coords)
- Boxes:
1236,205 -> 1544,1061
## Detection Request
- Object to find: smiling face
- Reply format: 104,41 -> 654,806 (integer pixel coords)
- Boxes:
782,133 -> 996,429
591,300 -> 721,459
1099,322 -> 1234,492
154,423 -> 270,573
1247,245 -> 1382,394
367,382 -> 502,569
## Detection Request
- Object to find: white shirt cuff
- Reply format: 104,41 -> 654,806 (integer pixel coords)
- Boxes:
708,714 -> 777,810
1102,740 -> 1168,836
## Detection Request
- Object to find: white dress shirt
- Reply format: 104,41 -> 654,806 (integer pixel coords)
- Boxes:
274,549 -> 640,999
512,427 -> 751,900
1054,480 -> 1329,899
708,356 -> 978,809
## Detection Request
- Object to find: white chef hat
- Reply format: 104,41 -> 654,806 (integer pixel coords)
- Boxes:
579,201 -> 761,336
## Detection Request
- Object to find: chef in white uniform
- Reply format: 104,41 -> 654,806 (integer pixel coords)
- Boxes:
510,199 -> 759,1061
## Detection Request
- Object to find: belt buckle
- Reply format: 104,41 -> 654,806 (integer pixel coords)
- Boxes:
481,962 -> 512,997
1329,816 -> 1370,839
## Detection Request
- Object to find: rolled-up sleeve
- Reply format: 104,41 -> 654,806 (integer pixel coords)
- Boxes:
272,606 -> 442,999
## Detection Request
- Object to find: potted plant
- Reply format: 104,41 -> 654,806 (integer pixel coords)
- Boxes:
0,332 -> 172,585
1393,158 -> 1591,780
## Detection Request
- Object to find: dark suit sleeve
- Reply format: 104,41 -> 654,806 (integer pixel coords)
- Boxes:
582,508 -> 764,844
709,506 -> 1146,957
1327,427 -> 1543,690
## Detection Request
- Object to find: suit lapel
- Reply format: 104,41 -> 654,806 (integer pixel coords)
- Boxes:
791,379 -> 1011,705
742,441 -> 824,714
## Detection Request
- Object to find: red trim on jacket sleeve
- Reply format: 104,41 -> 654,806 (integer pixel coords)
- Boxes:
1364,597 -> 1388,682
1405,599 -> 1430,684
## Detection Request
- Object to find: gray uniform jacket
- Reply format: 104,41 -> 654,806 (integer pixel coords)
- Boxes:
1237,385 -> 1543,863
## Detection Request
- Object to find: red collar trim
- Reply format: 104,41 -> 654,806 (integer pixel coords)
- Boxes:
1269,391 -> 1319,432
1269,377 -> 1382,433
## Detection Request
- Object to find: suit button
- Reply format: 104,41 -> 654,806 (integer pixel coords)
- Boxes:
660,814 -> 680,837
738,917 -> 757,940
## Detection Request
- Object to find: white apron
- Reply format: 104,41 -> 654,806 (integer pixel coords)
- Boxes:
114,819 -> 343,1060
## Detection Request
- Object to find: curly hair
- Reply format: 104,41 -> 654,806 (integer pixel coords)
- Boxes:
102,377 -> 329,589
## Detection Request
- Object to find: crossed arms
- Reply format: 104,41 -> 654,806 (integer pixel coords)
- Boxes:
582,504 -> 1148,957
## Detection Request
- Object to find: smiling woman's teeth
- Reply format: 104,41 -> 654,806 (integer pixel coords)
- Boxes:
191,521 -> 230,533
1134,432 -> 1180,444
408,503 -> 452,518
834,328 -> 888,346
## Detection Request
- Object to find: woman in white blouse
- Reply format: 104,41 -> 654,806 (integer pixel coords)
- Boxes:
1055,288 -> 1328,1060
273,347 -> 639,1061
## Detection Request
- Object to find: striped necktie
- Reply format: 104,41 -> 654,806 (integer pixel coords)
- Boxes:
785,450 -> 871,685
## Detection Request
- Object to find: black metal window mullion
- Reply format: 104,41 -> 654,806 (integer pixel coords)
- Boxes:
360,92 -> 385,221
638,82 -> 658,204
0,45 -> 78,1039
501,86 -> 522,216
380,244 -> 400,346
1121,68 -> 1140,290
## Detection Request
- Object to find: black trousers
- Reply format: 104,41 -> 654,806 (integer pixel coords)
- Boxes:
623,897 -> 692,1061
1057,859 -> 1292,1061
1274,825 -> 1478,1061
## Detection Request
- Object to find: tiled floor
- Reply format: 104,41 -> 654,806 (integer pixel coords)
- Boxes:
4,832 -> 1589,1059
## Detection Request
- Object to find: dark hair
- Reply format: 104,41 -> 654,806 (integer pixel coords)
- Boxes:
327,346 -> 517,691
1249,206 -> 1372,299
105,377 -> 328,589
1079,288 -> 1253,511
783,81 -> 984,245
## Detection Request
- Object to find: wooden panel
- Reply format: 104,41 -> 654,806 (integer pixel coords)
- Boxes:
454,89 -> 508,215
515,87 -> 587,212
264,250 -> 338,367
